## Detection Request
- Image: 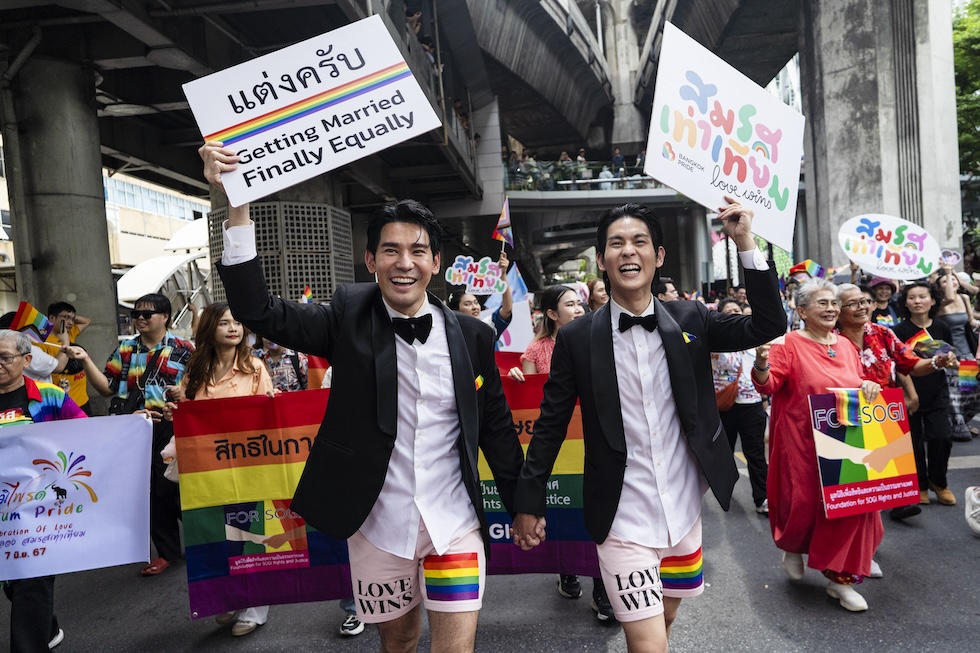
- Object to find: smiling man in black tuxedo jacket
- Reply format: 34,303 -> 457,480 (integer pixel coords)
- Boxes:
200,142 -> 524,653
512,199 -> 784,653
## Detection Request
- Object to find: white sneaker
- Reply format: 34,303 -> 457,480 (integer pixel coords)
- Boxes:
781,551 -> 805,580
966,486 -> 980,536
48,628 -> 65,649
755,499 -> 769,514
826,581 -> 868,611
869,559 -> 883,578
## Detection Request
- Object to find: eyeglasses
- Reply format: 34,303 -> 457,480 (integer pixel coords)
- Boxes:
806,299 -> 841,309
0,353 -> 27,366
841,298 -> 873,309
130,310 -> 163,320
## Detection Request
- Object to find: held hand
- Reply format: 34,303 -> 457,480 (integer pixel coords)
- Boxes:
198,141 -> 240,189
906,395 -> 920,415
162,401 -> 177,422
65,346 -> 88,361
717,195 -> 755,248
140,408 -> 163,423
512,513 -> 547,551
862,447 -> 894,474
944,352 -> 959,369
498,250 -> 510,273
859,381 -> 881,402
166,384 -> 185,402
508,367 -> 526,383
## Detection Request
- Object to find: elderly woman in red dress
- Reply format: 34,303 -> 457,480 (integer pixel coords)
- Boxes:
752,279 -> 883,612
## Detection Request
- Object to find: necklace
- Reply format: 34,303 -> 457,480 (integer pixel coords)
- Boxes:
804,329 -> 836,358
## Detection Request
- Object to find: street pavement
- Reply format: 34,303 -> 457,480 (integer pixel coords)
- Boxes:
3,436 -> 978,652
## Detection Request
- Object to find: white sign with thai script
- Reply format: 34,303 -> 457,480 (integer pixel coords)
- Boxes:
183,14 -> 441,206
0,415 -> 151,580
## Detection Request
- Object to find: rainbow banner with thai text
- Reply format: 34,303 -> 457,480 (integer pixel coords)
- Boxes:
483,375 -> 597,576
808,387 -> 919,519
182,14 -> 440,206
0,415 -> 151,580
645,22 -> 804,251
174,381 -> 593,618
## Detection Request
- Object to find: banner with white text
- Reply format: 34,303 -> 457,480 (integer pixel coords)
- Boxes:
0,415 -> 151,580
645,22 -> 804,251
183,14 -> 441,206
174,382 -> 594,618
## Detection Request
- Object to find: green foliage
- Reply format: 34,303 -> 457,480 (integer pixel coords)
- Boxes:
954,0 -> 980,176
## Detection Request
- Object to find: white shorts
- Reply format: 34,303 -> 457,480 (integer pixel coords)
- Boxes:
347,521 -> 485,623
596,517 -> 704,623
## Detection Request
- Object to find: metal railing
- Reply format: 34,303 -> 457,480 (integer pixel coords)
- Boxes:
503,160 -> 664,192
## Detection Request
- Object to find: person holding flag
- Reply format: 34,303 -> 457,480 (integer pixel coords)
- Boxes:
493,198 -> 514,250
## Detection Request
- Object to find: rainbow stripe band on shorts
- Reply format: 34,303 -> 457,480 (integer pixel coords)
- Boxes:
660,547 -> 703,592
423,552 -> 480,601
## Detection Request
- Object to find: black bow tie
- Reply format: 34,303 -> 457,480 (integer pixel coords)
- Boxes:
392,314 -> 433,344
619,312 -> 658,333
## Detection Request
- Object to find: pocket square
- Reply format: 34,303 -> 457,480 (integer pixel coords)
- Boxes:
475,375 -> 484,391
682,332 -> 697,344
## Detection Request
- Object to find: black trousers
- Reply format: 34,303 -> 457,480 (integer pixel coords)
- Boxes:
3,576 -> 58,653
720,402 -> 769,507
150,421 -> 182,561
909,408 -> 953,489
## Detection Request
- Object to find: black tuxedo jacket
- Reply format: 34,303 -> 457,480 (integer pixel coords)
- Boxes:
513,265 -> 785,544
217,258 -> 524,554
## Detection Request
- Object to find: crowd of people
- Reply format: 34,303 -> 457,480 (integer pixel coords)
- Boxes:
504,146 -> 653,192
3,141 -> 979,653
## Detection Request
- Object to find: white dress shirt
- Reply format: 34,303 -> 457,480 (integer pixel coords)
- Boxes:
221,222 -> 478,559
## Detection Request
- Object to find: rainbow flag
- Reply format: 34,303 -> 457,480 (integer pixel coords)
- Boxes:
423,552 -> 480,601
959,360 -> 979,392
904,329 -> 951,357
492,197 -> 514,248
299,285 -> 313,304
789,258 -> 825,279
832,388 -> 861,426
10,301 -> 53,342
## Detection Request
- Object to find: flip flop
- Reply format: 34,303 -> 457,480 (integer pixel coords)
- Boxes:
140,558 -> 171,576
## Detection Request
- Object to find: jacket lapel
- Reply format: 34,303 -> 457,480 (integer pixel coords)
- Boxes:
590,304 -> 627,453
655,299 -> 698,434
371,291 -> 398,437
439,299 -> 479,451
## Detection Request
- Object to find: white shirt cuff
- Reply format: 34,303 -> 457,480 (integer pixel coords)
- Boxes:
738,248 -> 770,271
221,220 -> 257,265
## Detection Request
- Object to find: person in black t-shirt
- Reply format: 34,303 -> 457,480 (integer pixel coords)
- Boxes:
893,282 -> 958,507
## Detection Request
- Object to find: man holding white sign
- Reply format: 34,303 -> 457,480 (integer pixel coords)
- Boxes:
201,143 -> 525,653
0,330 -> 87,652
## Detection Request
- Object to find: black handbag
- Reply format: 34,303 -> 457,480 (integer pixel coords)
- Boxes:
108,348 -> 162,415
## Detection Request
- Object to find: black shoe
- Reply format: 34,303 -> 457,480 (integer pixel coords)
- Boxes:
591,591 -> 616,622
888,504 -> 922,521
558,574 -> 582,598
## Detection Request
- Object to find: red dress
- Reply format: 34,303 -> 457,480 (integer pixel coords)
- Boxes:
754,331 -> 884,576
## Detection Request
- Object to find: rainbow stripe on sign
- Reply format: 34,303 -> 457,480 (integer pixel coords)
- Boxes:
206,61 -> 412,146
423,552 -> 480,601
832,388 -> 861,426
661,548 -> 703,592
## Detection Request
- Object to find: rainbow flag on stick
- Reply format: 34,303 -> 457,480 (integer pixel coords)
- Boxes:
959,360 -> 978,393
10,301 -> 53,342
299,285 -> 313,304
831,388 -> 862,427
492,197 -> 514,248
904,329 -> 951,357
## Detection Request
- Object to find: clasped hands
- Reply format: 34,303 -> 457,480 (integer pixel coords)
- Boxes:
511,513 -> 547,551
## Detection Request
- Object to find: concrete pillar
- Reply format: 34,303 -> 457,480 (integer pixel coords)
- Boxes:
10,58 -> 117,356
605,0 -> 647,152
799,0 -> 961,267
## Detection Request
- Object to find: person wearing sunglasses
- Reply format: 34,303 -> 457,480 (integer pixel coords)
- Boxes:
70,293 -> 194,578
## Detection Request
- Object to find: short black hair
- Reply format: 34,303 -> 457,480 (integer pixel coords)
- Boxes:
0,312 -> 14,329
595,203 -> 664,296
899,281 -> 942,319
134,293 -> 173,328
717,298 -> 741,312
656,277 -> 675,296
366,199 -> 445,256
47,301 -> 77,317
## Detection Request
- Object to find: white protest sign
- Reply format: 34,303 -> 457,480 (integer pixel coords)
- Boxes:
445,255 -> 507,296
0,415 -> 151,580
645,22 -> 804,251
493,300 -> 534,353
838,214 -> 941,280
183,14 -> 441,206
